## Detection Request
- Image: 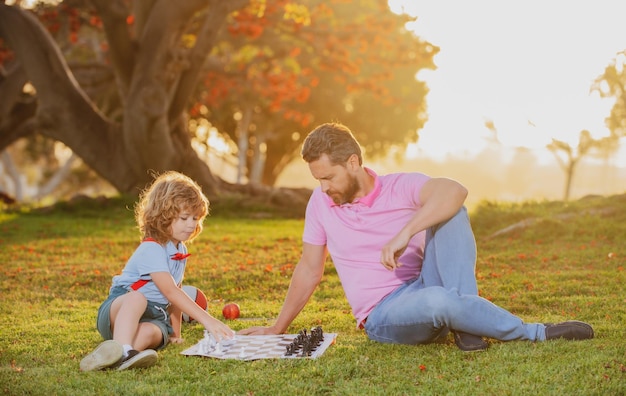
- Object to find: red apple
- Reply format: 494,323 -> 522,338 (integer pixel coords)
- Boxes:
222,303 -> 240,319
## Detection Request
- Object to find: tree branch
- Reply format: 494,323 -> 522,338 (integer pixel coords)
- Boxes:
169,0 -> 250,119
122,0 -> 214,175
0,4 -> 135,192
0,61 -> 28,117
89,0 -> 135,94
131,0 -> 156,40
0,100 -> 38,151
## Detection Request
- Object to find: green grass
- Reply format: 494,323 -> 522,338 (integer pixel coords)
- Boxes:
1,194 -> 625,395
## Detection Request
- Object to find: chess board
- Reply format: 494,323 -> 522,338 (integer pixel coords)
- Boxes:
181,332 -> 337,361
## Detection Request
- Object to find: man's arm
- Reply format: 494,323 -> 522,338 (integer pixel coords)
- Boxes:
238,242 -> 327,335
380,177 -> 467,270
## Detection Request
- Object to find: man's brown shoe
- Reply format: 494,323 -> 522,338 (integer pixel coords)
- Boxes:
453,331 -> 488,352
544,321 -> 594,341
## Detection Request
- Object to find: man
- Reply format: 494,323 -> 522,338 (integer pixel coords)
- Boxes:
239,122 -> 594,351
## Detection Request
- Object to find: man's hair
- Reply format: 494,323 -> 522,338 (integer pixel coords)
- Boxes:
301,122 -> 362,166
134,171 -> 209,244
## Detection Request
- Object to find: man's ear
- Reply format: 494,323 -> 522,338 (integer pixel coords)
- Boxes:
347,154 -> 359,170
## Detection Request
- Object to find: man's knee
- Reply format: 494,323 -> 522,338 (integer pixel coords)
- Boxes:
419,287 -> 459,317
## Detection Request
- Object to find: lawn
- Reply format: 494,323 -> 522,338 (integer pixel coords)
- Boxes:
1,194 -> 625,395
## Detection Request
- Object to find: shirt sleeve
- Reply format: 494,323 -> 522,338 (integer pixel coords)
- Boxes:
135,241 -> 170,277
302,188 -> 327,246
398,172 -> 430,207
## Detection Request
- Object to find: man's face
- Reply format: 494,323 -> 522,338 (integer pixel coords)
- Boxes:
308,154 -> 359,205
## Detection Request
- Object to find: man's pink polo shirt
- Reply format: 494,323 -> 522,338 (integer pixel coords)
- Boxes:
303,168 -> 430,328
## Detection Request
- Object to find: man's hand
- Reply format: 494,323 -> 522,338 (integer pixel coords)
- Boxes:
237,325 -> 281,336
380,230 -> 410,270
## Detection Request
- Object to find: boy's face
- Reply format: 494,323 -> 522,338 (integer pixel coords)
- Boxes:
170,211 -> 200,244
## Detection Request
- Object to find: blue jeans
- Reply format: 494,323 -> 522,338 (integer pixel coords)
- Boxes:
364,207 -> 546,344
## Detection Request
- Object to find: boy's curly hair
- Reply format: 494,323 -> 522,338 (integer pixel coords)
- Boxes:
134,171 -> 209,245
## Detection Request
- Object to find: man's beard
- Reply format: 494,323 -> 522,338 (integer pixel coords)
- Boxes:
328,174 -> 360,205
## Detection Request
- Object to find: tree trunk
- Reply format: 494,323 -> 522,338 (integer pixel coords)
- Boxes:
33,153 -> 77,200
0,2 -> 249,198
0,5 -> 136,191
249,133 -> 266,185
0,151 -> 23,201
564,160 -> 578,202
236,105 -> 253,184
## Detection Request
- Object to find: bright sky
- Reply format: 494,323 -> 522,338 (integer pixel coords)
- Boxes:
389,0 -> 626,165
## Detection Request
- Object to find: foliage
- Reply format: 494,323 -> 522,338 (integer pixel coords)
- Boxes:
1,194 -> 625,394
198,0 -> 437,185
0,0 -> 436,201
593,51 -> 626,139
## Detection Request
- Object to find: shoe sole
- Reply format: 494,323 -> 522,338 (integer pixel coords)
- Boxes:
117,350 -> 158,371
80,340 -> 123,371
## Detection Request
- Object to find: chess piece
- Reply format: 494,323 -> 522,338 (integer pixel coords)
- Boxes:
198,334 -> 211,355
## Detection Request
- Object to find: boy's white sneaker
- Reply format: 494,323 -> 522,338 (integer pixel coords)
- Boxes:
80,340 -> 123,371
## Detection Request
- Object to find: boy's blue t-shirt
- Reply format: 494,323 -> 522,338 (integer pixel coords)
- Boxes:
110,240 -> 187,304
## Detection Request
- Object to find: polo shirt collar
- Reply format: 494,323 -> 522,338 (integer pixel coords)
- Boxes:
325,167 -> 381,207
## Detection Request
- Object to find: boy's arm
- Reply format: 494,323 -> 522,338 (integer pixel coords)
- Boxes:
168,287 -> 184,342
152,272 -> 234,342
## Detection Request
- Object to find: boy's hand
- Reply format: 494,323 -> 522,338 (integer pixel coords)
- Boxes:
169,336 -> 184,345
203,316 -> 235,343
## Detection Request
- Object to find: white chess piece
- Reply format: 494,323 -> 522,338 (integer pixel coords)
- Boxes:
198,330 -> 218,355
238,347 -> 246,359
198,338 -> 209,355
